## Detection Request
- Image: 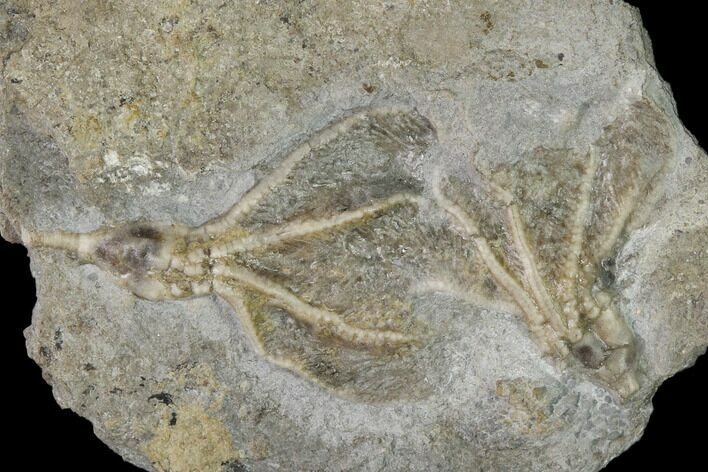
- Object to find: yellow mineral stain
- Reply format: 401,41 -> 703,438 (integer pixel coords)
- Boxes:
71,114 -> 104,150
495,378 -> 563,436
143,403 -> 239,472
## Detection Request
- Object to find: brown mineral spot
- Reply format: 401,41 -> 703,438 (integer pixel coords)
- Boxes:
534,59 -> 549,69
362,83 -> 377,94
480,11 -> 494,34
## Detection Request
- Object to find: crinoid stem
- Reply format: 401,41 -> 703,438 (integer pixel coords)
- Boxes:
431,178 -> 558,355
21,227 -> 99,261
194,105 -> 420,239
206,192 -> 422,258
212,263 -> 417,348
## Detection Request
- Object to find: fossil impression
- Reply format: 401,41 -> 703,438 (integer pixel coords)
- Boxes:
21,102 -> 671,402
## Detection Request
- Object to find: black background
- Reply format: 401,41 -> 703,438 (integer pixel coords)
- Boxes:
1,2 -> 705,470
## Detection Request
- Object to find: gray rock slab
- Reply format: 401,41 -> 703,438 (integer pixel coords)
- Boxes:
1,1 -> 706,471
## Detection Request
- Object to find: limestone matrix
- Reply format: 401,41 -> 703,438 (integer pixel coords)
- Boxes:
1,1 -> 706,471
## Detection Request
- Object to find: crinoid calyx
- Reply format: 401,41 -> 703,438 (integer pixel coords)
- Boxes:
23,100 -> 672,402
433,100 -> 674,400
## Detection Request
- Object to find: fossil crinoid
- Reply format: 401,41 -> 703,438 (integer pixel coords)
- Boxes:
23,100 -> 672,402
24,106 -> 438,401
432,99 -> 673,400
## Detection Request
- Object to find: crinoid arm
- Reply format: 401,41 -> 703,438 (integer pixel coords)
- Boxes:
212,267 -> 433,403
212,263 -> 417,349
582,100 -> 675,279
430,103 -> 674,401
190,106 -> 447,400
576,100 -> 674,399
191,105 -> 436,240
431,174 -> 562,357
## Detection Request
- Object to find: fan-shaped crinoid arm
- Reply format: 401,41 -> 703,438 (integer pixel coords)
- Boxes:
213,191 -> 514,349
581,99 -> 675,283
208,176 -> 527,401
565,99 -> 674,401
468,149 -> 599,310
430,171 -> 569,357
212,271 -> 432,402
192,105 -> 437,243
212,262 -> 419,350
